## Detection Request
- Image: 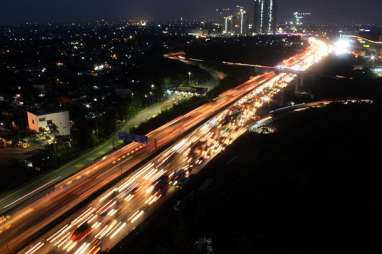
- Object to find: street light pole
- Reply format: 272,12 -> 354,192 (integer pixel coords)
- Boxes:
188,72 -> 192,85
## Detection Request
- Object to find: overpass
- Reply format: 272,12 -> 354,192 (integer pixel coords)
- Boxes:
222,60 -> 309,95
222,61 -> 303,74
342,35 -> 382,45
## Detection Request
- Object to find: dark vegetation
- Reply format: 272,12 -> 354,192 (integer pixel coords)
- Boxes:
186,35 -> 304,66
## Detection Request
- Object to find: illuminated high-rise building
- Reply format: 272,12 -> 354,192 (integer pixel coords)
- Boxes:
253,0 -> 263,33
223,6 -> 248,35
217,8 -> 234,35
236,5 -> 248,35
288,11 -> 311,32
223,16 -> 233,34
253,0 -> 277,34
218,6 -> 248,35
293,12 -> 311,27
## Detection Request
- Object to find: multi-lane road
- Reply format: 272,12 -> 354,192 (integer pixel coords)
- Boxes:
1,37 -> 331,254
19,73 -> 298,254
0,73 -> 273,254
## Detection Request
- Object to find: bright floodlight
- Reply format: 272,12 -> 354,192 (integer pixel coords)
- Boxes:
333,38 -> 352,56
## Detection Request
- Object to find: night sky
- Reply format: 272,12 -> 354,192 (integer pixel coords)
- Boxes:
1,0 -> 381,25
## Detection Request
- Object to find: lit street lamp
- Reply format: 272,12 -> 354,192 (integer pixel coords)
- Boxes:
188,72 -> 192,84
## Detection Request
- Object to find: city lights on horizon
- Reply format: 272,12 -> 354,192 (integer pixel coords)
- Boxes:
333,38 -> 353,55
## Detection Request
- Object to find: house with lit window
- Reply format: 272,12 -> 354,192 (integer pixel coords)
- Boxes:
27,111 -> 70,136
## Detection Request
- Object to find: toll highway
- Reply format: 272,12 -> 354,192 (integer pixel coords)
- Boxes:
18,37 -> 331,254
0,54 -> 281,254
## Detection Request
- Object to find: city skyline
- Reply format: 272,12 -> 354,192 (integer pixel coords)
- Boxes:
1,0 -> 382,25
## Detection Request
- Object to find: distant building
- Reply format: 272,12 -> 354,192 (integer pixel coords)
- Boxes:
27,111 -> 70,136
218,6 -> 249,35
253,0 -> 277,34
217,8 -> 234,35
286,12 -> 312,32
253,0 -> 263,34
235,6 -> 248,35
293,12 -> 311,27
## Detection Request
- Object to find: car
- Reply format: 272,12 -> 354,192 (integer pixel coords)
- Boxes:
151,175 -> 169,194
173,200 -> 184,212
129,186 -> 140,195
169,170 -> 188,186
71,223 -> 93,242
